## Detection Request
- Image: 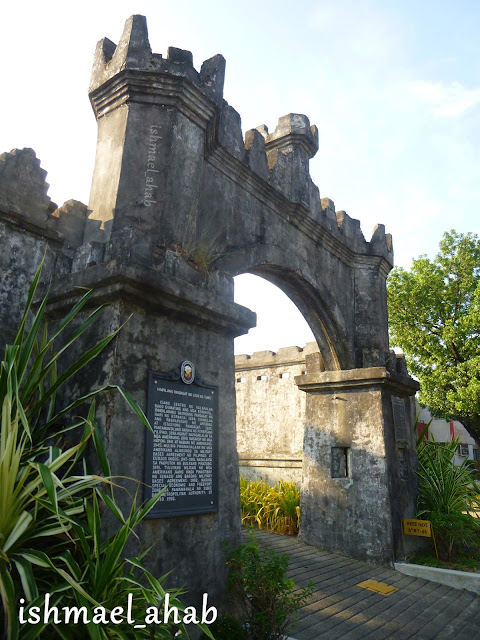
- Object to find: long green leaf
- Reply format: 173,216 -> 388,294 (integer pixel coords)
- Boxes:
20,292 -> 103,403
15,549 -> 50,568
34,313 -> 132,420
98,490 -> 125,524
0,562 -> 20,640
53,566 -> 100,607
92,420 -> 111,477
116,387 -> 152,432
133,487 -> 167,526
3,510 -> 33,553
38,463 -> 58,514
41,385 -> 143,434
13,557 -> 38,601
16,293 -> 49,388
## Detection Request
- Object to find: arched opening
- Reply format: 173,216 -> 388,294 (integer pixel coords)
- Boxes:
217,247 -> 354,371
233,273 -> 319,490
228,266 -> 418,563
233,273 -> 315,355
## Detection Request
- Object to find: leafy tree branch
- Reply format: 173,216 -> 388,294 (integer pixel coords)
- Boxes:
387,230 -> 480,444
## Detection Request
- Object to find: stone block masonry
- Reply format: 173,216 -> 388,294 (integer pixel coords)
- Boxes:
0,13 -> 420,613
235,343 -> 319,484
236,343 -> 420,564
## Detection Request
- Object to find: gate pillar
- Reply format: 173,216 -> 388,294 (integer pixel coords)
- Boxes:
296,360 -> 419,564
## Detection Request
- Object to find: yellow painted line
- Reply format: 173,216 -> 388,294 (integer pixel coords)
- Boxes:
357,579 -> 398,596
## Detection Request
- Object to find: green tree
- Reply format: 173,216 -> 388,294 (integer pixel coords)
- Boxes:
387,230 -> 480,444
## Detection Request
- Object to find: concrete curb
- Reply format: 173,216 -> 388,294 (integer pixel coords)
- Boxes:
395,562 -> 480,595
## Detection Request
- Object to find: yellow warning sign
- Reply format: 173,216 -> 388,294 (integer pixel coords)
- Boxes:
357,579 -> 398,596
402,518 -> 431,537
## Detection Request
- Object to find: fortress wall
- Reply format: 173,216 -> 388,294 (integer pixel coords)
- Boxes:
235,342 -> 318,484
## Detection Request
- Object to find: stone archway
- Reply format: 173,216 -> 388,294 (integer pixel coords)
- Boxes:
223,256 -> 353,372
0,14 -> 419,609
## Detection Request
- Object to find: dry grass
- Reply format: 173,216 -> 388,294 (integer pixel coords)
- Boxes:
240,477 -> 300,536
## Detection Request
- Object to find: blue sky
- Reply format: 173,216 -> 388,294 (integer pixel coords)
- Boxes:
2,1 -> 479,354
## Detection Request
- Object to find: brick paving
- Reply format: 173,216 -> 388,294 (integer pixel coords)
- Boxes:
246,529 -> 480,640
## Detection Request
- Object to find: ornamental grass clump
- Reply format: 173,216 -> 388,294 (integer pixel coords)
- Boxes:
0,262 -> 212,640
240,477 -> 300,536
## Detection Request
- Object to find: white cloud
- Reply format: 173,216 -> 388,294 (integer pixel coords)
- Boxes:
409,80 -> 480,117
309,0 -> 402,69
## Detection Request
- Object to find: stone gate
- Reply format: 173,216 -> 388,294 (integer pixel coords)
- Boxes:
0,15 -> 419,610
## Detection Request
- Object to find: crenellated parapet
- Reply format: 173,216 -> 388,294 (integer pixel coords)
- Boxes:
0,149 -> 55,228
89,14 -> 225,123
47,200 -> 88,250
253,114 -> 319,209
0,14 -> 395,375
0,15 -> 393,273
0,148 -> 91,256
235,342 -> 319,371
87,15 -> 392,266
90,16 -> 225,104
259,115 -> 319,161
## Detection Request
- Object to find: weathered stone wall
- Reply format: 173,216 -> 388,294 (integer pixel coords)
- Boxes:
0,148 -> 89,344
297,352 -> 419,563
235,343 -> 318,484
235,344 -> 420,563
80,16 -> 396,376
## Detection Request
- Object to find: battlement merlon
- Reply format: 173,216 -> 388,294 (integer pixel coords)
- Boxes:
254,115 -> 319,209
89,15 -> 226,110
258,114 -> 319,160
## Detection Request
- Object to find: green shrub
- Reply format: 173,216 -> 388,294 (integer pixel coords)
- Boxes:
225,533 -> 312,640
429,510 -> 479,562
239,477 -> 300,535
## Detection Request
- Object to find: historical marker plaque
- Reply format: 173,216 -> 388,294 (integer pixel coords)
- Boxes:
144,369 -> 218,517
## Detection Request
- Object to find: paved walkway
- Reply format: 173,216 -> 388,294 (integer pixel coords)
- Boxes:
246,529 -> 480,640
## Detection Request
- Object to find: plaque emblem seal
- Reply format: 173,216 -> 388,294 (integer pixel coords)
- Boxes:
181,361 -> 195,384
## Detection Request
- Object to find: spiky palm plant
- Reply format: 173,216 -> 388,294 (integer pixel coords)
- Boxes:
416,429 -> 480,561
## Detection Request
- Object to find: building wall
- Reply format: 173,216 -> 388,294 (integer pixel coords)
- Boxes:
235,343 -> 317,484
417,404 -> 480,466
